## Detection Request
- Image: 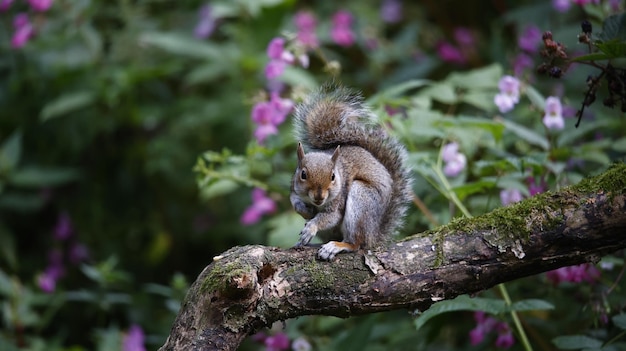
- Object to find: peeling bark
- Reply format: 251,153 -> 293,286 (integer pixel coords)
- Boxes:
159,164 -> 626,351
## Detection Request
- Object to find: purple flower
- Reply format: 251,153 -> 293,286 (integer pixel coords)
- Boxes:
500,188 -> 523,206
240,188 -> 277,225
0,0 -> 13,11
518,25 -> 542,53
294,11 -> 319,48
527,176 -> 546,196
436,41 -> 465,65
11,13 -> 34,49
331,10 -> 355,47
494,76 -> 521,113
264,332 -> 290,351
442,142 -> 466,177
380,0 -> 402,23
495,330 -> 515,349
469,311 -> 515,348
37,271 -> 57,293
543,96 -> 565,130
499,76 -> 521,98
54,212 -> 73,240
194,4 -> 217,39
28,0 -> 53,11
553,0 -> 572,12
122,324 -> 146,351
513,53 -> 533,77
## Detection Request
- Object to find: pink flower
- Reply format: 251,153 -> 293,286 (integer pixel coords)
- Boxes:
28,0 -> 53,11
546,263 -> 601,285
264,37 -> 299,80
543,96 -> 565,130
122,324 -> 146,351
240,188 -> 277,225
294,11 -> 319,48
500,188 -> 523,206
0,0 -> 13,11
11,13 -> 34,49
469,312 -> 515,348
264,60 -> 287,80
331,10 -> 355,47
265,332 -> 290,351
267,37 -> 286,60
251,93 -> 293,144
495,330 -> 515,349
37,271 -> 57,293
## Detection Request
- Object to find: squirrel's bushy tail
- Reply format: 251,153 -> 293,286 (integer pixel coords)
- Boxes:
293,84 -> 413,238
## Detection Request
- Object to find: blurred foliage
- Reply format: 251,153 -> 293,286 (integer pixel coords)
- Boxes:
0,0 -> 625,350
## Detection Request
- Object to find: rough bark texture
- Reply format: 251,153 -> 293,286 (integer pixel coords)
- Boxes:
160,164 -> 626,351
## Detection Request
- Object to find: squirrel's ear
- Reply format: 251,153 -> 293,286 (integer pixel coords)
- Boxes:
297,142 -> 305,162
331,145 -> 340,163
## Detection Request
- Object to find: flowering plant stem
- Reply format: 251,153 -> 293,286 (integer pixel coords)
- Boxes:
434,164 -> 533,351
498,283 -> 533,351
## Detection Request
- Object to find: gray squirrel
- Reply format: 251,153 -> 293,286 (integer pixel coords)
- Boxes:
290,85 -> 412,260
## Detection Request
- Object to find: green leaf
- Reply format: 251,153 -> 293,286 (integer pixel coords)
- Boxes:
453,180 -> 496,200
0,225 -> 17,270
368,79 -> 432,104
0,191 -> 45,211
414,295 -> 507,331
570,52 -> 612,62
461,91 -> 498,111
267,212 -> 305,248
139,32 -> 223,60
552,335 -> 603,350
612,313 -> 626,330
595,40 -> 626,59
612,137 -> 626,152
447,63 -> 502,89
501,119 -> 550,150
509,299 -> 554,312
420,83 -> 457,104
9,167 -> 80,187
40,91 -> 96,122
598,13 -> 626,42
0,130 -> 22,174
524,85 -> 546,110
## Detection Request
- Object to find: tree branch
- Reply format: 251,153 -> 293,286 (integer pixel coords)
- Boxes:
159,164 -> 626,351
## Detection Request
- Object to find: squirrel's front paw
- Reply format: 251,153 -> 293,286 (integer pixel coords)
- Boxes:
295,222 -> 317,247
317,241 -> 357,260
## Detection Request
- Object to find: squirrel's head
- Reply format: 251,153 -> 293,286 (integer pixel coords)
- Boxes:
295,143 -> 341,207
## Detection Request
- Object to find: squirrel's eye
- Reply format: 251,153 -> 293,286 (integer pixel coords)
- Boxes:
300,170 -> 307,180
331,172 -> 335,181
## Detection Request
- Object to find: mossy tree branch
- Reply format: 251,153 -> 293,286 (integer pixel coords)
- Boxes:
159,164 -> 626,351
